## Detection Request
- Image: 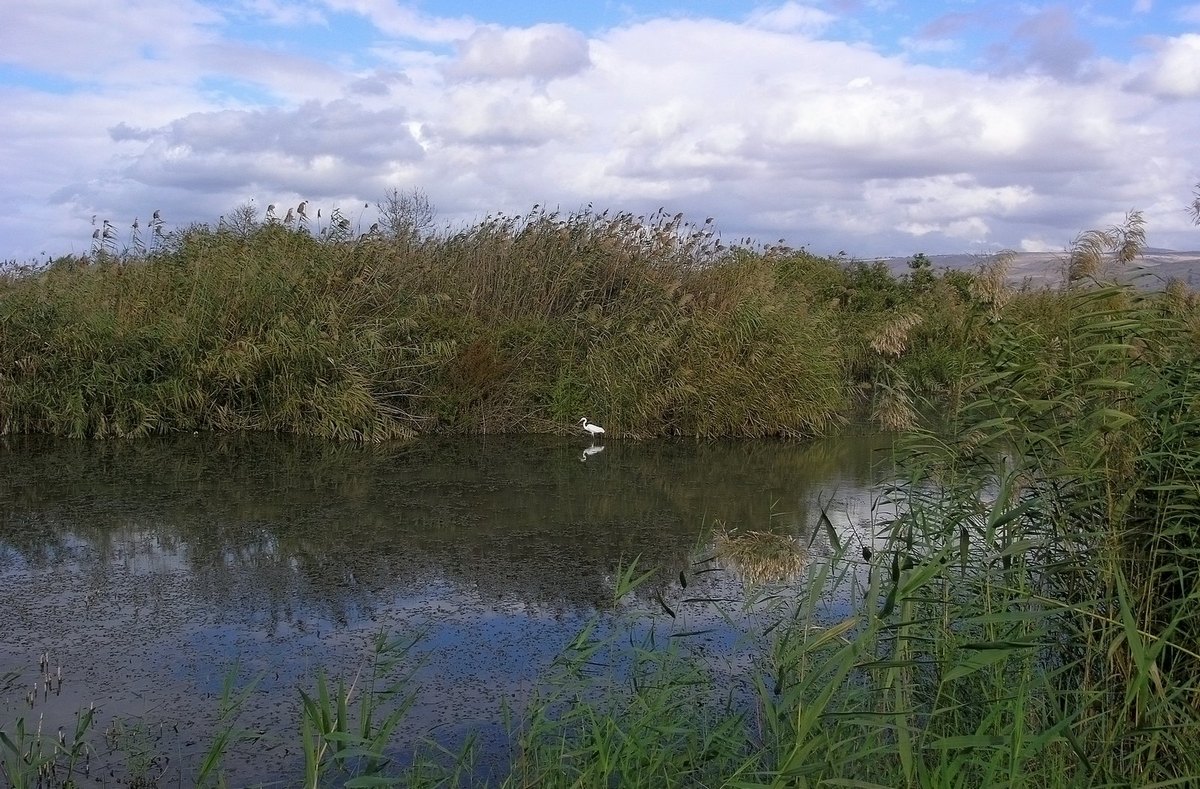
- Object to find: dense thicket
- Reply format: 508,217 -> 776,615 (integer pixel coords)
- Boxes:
0,202 -> 1004,442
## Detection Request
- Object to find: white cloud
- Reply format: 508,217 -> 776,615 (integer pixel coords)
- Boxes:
1020,237 -> 1057,253
445,24 -> 590,81
898,216 -> 991,242
429,88 -> 584,148
0,0 -> 223,83
318,0 -> 476,43
2,3 -> 1200,261
1130,33 -> 1200,98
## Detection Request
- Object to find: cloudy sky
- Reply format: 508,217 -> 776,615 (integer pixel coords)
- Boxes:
2,1 -> 1199,262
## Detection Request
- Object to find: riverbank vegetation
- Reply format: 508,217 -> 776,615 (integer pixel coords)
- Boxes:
3,192 -> 1162,443
3,194 -> 1200,785
289,239 -> 1200,786
1,194 -> 851,441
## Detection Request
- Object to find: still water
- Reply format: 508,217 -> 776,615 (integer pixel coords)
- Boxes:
0,431 -> 893,784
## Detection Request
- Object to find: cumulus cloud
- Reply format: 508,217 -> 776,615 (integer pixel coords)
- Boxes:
444,24 -> 591,81
1129,33 -> 1200,98
347,70 -> 412,97
2,2 -> 1199,261
427,89 -> 583,149
118,100 -> 424,195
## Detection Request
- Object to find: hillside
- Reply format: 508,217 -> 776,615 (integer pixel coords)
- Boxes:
877,248 -> 1200,288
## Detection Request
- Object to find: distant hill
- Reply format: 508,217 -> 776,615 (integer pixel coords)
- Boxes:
872,249 -> 1200,289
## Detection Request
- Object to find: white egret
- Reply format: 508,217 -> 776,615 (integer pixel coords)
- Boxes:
579,418 -> 605,439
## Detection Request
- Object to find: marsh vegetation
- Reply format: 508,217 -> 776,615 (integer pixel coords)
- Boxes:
2,193 -> 1200,786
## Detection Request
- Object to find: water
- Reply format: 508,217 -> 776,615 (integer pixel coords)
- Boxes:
0,431 -> 893,784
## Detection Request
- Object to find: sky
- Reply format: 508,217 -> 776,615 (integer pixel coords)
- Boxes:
2,1 -> 1199,262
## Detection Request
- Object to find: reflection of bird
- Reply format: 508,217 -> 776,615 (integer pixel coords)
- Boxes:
579,418 -> 605,439
581,444 -> 605,462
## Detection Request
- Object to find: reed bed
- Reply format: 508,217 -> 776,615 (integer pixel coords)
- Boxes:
0,198 -> 883,441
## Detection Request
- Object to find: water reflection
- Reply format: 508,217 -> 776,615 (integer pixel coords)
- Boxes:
580,444 -> 606,462
0,431 -> 893,782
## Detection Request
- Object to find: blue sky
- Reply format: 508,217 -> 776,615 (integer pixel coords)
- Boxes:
2,1 -> 1199,260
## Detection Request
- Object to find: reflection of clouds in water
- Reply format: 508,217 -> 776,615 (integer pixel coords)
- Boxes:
0,431 -> 895,783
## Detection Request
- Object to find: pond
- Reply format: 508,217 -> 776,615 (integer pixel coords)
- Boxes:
0,431 -> 894,785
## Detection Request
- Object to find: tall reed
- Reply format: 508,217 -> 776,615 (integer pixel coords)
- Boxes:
1,201 -> 865,440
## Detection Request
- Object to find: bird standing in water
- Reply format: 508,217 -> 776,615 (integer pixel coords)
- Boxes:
579,418 -> 605,440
